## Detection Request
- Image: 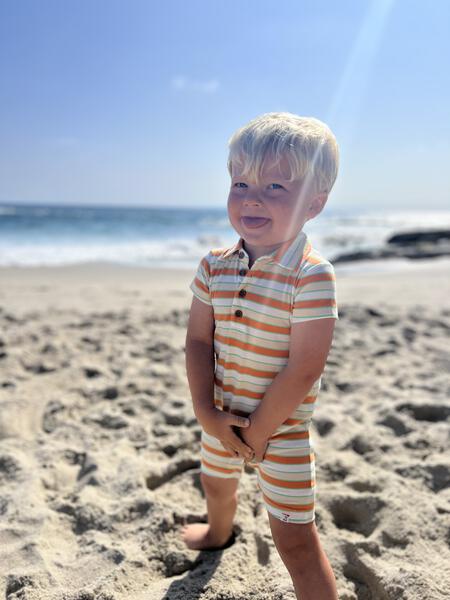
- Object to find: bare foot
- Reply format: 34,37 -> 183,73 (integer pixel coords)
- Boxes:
181,523 -> 235,551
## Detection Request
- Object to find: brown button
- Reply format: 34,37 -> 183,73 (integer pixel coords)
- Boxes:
235,309 -> 243,317
239,269 -> 247,276
239,289 -> 246,297
238,251 -> 245,259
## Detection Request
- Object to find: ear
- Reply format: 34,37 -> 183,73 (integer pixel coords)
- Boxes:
308,193 -> 328,218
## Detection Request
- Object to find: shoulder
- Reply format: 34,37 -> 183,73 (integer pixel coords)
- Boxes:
197,247 -> 229,272
210,247 -> 228,260
295,245 -> 337,282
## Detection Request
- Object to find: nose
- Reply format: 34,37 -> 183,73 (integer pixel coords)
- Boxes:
243,192 -> 263,205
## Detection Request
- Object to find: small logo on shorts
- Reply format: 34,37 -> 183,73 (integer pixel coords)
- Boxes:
281,512 -> 290,522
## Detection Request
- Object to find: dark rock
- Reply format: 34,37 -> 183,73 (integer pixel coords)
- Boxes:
331,229 -> 450,264
387,229 -> 450,245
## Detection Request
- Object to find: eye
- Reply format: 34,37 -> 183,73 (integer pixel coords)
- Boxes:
233,182 -> 247,188
268,183 -> 284,190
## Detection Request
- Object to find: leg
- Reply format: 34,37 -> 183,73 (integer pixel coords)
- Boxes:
181,428 -> 243,550
267,512 -> 338,600
181,472 -> 239,550
255,425 -> 338,598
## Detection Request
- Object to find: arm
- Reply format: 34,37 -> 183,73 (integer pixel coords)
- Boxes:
242,262 -> 339,458
241,317 -> 337,453
185,295 -> 254,458
185,295 -> 216,422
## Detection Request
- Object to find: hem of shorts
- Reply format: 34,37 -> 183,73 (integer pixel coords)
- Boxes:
264,504 -> 315,524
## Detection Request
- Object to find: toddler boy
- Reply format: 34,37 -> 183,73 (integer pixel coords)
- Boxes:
182,112 -> 340,599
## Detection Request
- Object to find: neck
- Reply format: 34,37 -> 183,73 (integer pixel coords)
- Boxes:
243,241 -> 278,263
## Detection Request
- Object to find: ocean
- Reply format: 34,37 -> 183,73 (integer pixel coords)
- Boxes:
1,203 -> 450,271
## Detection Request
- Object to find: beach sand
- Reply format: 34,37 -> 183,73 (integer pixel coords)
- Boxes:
0,257 -> 449,599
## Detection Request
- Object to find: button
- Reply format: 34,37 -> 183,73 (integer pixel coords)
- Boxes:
239,289 -> 246,297
239,269 -> 247,276
238,251 -> 245,259
235,309 -> 243,317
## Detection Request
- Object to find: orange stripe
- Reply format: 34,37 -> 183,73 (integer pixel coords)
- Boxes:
193,277 -> 210,296
201,256 -> 211,275
262,491 -> 314,512
259,469 -> 314,489
293,298 -> 337,310
216,358 -> 278,380
282,417 -> 304,425
202,440 -> 234,458
302,395 -> 316,404
298,271 -> 336,286
248,270 -> 295,284
212,289 -> 292,312
211,266 -> 296,286
270,431 -> 311,441
215,313 -> 290,335
201,457 -> 241,475
210,265 -> 235,275
215,333 -> 289,359
242,291 -> 290,311
218,382 -> 263,400
263,452 -> 314,465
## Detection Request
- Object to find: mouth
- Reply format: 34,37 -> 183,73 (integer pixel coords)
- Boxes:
241,216 -> 271,229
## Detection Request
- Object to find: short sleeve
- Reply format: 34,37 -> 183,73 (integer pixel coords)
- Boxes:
189,252 -> 213,306
291,262 -> 339,323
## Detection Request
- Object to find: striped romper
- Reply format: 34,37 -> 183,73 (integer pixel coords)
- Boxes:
189,228 -> 339,524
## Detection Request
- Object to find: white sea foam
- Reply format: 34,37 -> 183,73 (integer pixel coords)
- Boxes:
1,204 -> 450,268
0,237 -> 227,268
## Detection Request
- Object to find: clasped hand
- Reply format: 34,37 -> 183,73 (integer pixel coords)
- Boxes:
234,421 -> 269,464
199,407 -> 269,463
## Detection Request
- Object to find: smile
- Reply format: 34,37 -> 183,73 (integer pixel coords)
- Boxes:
241,217 -> 271,229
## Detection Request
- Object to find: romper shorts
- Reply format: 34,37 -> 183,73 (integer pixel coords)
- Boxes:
200,419 -> 316,524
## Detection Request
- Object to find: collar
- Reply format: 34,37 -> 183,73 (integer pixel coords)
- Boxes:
219,229 -> 310,271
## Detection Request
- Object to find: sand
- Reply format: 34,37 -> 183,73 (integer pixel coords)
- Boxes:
0,257 -> 449,600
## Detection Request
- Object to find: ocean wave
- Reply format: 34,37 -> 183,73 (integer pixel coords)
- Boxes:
1,204 -> 450,268
0,206 -> 18,216
0,236 -> 230,268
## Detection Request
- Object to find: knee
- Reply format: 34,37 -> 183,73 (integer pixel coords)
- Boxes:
272,523 -> 321,569
278,538 -> 319,564
200,472 -> 238,500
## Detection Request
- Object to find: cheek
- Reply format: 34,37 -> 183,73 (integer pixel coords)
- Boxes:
266,201 -> 288,218
279,200 -> 300,218
227,195 -> 241,215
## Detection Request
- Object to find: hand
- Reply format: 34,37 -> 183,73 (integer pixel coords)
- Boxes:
234,415 -> 269,464
197,407 -> 255,461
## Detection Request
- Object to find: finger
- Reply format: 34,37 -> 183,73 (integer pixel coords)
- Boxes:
224,441 -> 251,460
242,444 -> 255,458
227,414 -> 251,428
230,430 -> 255,455
221,442 -> 238,457
229,432 -> 254,456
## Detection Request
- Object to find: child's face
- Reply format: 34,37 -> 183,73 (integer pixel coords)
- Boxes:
227,153 -> 324,253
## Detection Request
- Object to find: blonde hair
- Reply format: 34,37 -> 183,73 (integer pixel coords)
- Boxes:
227,111 -> 339,197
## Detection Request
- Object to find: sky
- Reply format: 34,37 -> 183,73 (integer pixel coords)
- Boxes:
0,0 -> 449,211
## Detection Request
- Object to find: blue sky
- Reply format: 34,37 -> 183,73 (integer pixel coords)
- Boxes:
1,0 -> 449,211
